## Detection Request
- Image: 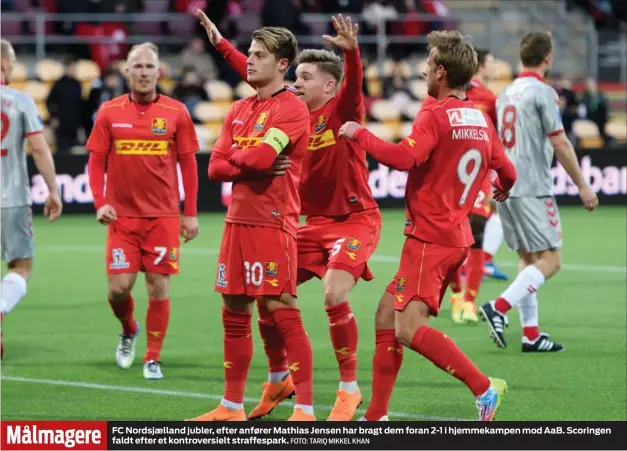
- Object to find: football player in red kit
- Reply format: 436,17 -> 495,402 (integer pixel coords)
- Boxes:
339,31 -> 517,421
423,48 -> 500,324
186,26 -> 315,422
198,11 -> 380,420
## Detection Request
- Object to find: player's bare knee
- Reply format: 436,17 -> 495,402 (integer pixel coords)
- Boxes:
394,301 -> 429,346
107,274 -> 135,301
260,293 -> 297,313
7,258 -> 33,281
323,269 -> 355,307
145,273 -> 170,300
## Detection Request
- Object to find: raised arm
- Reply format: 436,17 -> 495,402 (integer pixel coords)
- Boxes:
197,9 -> 248,83
323,15 -> 364,121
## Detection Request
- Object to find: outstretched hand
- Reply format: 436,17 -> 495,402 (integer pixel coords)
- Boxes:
196,9 -> 223,46
323,14 -> 358,50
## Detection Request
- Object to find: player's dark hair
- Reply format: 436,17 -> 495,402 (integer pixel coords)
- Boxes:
427,30 -> 477,90
251,27 -> 299,68
295,49 -> 343,83
520,32 -> 553,67
475,49 -> 491,67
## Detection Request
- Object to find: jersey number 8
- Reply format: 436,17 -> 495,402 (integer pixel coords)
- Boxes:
1,112 -> 9,156
457,148 -> 483,206
500,105 -> 517,150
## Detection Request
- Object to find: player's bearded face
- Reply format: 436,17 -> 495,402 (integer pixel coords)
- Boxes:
246,40 -> 287,87
293,63 -> 334,109
126,48 -> 159,95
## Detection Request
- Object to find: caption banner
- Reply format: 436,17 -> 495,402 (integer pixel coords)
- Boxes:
1,421 -> 624,450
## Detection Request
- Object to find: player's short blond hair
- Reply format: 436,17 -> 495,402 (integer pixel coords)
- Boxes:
127,42 -> 159,62
520,32 -> 553,68
251,27 -> 298,67
0,39 -> 14,60
427,30 -> 477,90
295,49 -> 343,83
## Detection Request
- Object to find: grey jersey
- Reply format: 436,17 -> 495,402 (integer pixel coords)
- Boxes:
496,75 -> 564,197
0,85 -> 43,208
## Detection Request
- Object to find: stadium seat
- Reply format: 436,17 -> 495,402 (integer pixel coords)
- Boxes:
366,78 -> 383,97
157,78 -> 175,95
35,59 -> 64,83
75,60 -> 101,82
370,99 -> 400,121
606,119 -> 627,141
23,81 -> 50,102
403,101 -> 422,119
409,79 -> 428,100
194,102 -> 227,123
365,64 -> 379,80
11,62 -> 28,82
492,59 -> 513,80
573,119 -> 600,139
205,80 -> 233,102
401,121 -> 413,138
235,81 -> 256,99
194,125 -> 217,152
365,122 -> 395,142
159,60 -> 173,78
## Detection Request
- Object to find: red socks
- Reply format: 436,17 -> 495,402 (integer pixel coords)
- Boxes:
109,295 -> 138,336
523,326 -> 540,341
494,297 -> 513,314
326,302 -> 358,382
365,329 -> 403,420
256,301 -> 289,373
144,298 -> 170,362
449,269 -> 463,294
271,307 -> 313,406
222,307 -> 253,404
410,325 -> 490,397
464,248 -> 484,303
484,251 -> 493,263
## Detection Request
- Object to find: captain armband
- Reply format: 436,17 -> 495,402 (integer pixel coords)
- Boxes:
262,127 -> 290,154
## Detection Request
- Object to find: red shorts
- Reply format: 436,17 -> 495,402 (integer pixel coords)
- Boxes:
215,223 -> 297,297
386,237 -> 469,316
106,217 -> 180,275
471,177 -> 493,218
297,209 -> 381,283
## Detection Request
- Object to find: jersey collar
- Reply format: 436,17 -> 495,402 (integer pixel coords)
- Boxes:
517,71 -> 545,83
128,93 -> 161,103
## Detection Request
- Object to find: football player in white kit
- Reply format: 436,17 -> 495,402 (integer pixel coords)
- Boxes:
1,39 -> 62,358
479,32 -> 598,352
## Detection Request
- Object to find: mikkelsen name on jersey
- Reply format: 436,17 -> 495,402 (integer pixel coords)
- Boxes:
452,128 -> 489,141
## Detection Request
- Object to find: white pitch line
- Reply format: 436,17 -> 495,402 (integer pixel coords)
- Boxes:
38,245 -> 627,274
0,375 -> 466,421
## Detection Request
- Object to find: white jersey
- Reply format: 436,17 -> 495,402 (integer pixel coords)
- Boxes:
0,84 -> 43,208
496,73 -> 564,197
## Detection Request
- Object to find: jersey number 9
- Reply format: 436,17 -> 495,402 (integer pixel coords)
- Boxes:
457,148 -> 483,206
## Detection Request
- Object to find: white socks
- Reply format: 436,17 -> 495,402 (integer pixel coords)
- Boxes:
220,399 -> 243,411
499,265 -> 545,309
339,381 -> 358,394
268,371 -> 289,384
518,292 -> 539,328
1,272 -> 27,316
483,214 -> 504,257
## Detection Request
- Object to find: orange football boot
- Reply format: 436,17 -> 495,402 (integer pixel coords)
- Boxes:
327,389 -> 362,421
288,408 -> 316,421
247,375 -> 296,420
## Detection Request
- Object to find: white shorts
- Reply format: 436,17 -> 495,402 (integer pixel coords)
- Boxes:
498,196 -> 563,252
1,206 -> 35,262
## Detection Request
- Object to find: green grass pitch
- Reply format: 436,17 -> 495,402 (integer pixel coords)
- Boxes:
1,206 -> 625,421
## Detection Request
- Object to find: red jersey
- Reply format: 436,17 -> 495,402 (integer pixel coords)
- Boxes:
355,97 -> 513,247
86,94 -> 199,217
422,78 -> 497,126
215,41 -> 377,217
211,88 -> 310,236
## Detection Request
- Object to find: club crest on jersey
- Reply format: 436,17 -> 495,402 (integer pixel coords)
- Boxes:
345,238 -> 361,251
265,261 -> 279,277
253,112 -> 269,131
169,248 -> 178,261
151,118 -> 167,134
314,114 -> 327,132
396,277 -> 407,292
216,263 -> 228,288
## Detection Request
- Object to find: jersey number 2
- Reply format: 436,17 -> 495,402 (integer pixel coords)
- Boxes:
457,149 -> 483,206
500,105 -> 517,149
1,112 -> 9,157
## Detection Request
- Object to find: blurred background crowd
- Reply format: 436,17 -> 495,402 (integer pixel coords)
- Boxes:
2,0 -> 626,153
